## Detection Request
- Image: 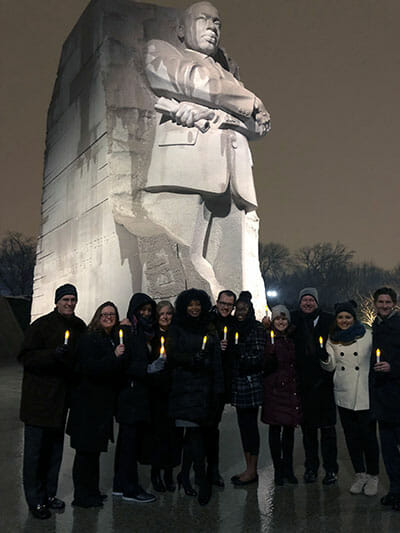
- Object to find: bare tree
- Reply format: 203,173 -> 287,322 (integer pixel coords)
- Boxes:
0,232 -> 36,297
259,242 -> 292,282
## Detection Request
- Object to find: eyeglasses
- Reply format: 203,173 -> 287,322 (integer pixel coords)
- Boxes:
100,312 -> 116,318
217,301 -> 234,308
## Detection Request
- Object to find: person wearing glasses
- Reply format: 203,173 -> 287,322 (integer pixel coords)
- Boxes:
206,290 -> 237,487
67,302 -> 126,508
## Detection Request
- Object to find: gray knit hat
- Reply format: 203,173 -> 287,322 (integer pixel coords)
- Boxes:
298,287 -> 319,305
271,305 -> 291,323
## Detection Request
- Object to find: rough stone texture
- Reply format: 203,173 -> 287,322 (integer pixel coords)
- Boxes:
32,0 -> 267,322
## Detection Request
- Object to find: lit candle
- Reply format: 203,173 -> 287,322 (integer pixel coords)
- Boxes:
265,305 -> 269,313
319,336 -> 324,348
64,330 -> 70,345
160,336 -> 166,358
376,348 -> 381,363
270,330 -> 275,345
223,326 -> 228,341
201,336 -> 207,351
119,329 -> 124,345
235,332 -> 239,345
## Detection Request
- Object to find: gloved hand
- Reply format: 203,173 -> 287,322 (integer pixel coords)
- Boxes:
54,345 -> 69,363
317,346 -> 329,362
192,352 -> 211,371
147,357 -> 165,374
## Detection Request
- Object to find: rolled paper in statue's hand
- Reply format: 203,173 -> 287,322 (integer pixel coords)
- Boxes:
64,330 -> 70,345
319,336 -> 324,348
376,348 -> 381,363
119,329 -> 124,345
235,332 -> 239,345
223,326 -> 227,341
201,336 -> 207,351
270,330 -> 275,345
155,97 -> 211,133
160,336 -> 166,359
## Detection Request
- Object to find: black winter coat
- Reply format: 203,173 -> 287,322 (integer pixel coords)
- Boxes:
261,332 -> 302,427
167,322 -> 224,425
19,310 -> 86,429
209,310 -> 236,403
115,324 -> 151,425
66,329 -> 126,452
370,312 -> 400,423
291,309 -> 336,427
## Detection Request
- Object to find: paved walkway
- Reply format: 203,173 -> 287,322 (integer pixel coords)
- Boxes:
1,359 -> 399,532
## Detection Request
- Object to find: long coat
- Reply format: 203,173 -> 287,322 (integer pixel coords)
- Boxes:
261,333 -> 302,427
231,323 -> 265,409
19,309 -> 86,429
370,312 -> 400,423
66,329 -> 126,452
167,322 -> 224,425
323,330 -> 372,411
291,309 -> 336,427
115,325 -> 151,425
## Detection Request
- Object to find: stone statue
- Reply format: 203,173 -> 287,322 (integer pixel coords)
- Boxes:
31,1 -> 269,322
142,1 -> 270,300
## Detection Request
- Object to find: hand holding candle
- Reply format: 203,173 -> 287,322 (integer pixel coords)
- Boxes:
376,348 -> 381,363
64,330 -> 70,345
201,335 -> 207,351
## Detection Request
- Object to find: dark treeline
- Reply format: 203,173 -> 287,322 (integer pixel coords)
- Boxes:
260,242 -> 400,322
0,232 -> 36,298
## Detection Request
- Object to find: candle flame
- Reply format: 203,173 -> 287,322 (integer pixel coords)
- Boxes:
65,330 -> 70,340
203,336 -> 207,344
161,336 -> 165,346
376,348 -> 381,360
270,330 -> 275,339
223,326 -> 227,334
319,336 -> 323,347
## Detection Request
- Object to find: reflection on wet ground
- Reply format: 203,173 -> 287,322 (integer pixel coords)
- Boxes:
1,360 -> 399,532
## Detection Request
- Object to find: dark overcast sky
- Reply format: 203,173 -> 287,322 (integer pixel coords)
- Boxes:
1,0 -> 399,268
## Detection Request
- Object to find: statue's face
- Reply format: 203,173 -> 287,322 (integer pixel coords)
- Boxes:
181,2 -> 221,56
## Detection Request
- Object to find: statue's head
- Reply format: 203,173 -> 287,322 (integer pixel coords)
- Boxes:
178,1 -> 221,57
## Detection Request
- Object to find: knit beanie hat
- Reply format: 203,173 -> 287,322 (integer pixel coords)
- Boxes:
271,304 -> 291,323
55,283 -> 78,304
334,300 -> 357,319
298,287 -> 319,305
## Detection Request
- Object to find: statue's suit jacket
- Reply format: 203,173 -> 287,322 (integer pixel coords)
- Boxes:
145,40 -> 262,211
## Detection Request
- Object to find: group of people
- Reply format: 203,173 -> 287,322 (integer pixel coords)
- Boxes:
18,283 -> 400,520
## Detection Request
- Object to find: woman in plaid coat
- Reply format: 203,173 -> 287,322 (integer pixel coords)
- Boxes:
231,292 -> 266,486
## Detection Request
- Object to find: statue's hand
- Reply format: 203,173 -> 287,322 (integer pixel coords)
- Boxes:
253,97 -> 271,136
174,101 -> 215,128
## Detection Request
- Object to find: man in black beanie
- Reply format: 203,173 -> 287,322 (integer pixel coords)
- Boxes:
18,284 -> 86,519
291,287 -> 338,485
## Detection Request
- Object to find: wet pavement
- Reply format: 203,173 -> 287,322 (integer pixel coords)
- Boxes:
1,359 -> 400,533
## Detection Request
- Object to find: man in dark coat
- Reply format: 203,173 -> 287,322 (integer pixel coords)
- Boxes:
370,287 -> 400,511
291,287 -> 337,485
18,284 -> 86,519
206,289 -> 236,487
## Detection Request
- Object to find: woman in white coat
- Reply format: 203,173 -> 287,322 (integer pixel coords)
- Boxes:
321,301 -> 379,496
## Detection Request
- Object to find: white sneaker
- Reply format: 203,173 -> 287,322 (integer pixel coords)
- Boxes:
349,472 -> 367,494
363,474 -> 378,496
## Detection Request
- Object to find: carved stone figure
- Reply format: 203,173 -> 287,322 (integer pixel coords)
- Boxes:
143,1 -> 270,302
31,1 -> 269,322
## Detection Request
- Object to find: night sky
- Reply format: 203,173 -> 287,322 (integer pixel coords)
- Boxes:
1,0 -> 399,268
